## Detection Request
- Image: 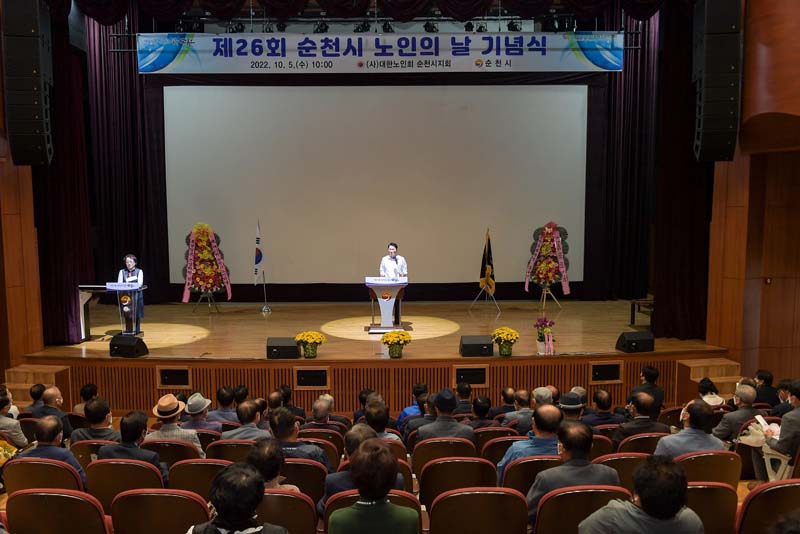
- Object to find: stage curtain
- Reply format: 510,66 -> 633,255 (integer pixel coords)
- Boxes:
45,0 -> 72,18
378,0 -> 433,23
256,0 -> 308,19
651,0 -> 713,340
317,0 -> 370,18
438,0 -> 494,22
504,0 -> 553,19
621,0 -> 665,21
137,0 -> 194,21
563,0 -> 612,18
32,14 -> 93,344
199,0 -> 247,20
75,0 -> 129,25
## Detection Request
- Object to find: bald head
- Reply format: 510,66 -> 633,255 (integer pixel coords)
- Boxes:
631,392 -> 655,417
312,399 -> 330,421
532,404 -> 563,436
36,415 -> 63,444
514,390 -> 531,408
267,391 -> 282,410
735,384 -> 756,405
42,386 -> 62,407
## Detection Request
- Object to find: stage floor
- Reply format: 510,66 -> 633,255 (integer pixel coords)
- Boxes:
30,300 -> 721,361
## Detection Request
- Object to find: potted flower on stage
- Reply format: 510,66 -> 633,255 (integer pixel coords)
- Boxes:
491,327 -> 520,357
295,331 -> 327,359
381,330 -> 412,358
534,317 -> 555,355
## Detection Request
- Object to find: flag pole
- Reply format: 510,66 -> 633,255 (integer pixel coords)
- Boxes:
260,270 -> 271,314
469,227 -> 500,315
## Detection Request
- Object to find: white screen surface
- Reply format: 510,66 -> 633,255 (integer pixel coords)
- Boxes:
164,85 -> 587,284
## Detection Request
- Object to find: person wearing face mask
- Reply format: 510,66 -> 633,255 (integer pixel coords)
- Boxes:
117,253 -> 144,333
712,384 -> 758,442
772,379 -> 794,417
653,399 -> 726,458
69,397 -> 121,443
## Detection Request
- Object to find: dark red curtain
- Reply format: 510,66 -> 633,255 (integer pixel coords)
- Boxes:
199,0 -> 247,19
75,0 -> 129,25
32,13 -> 93,344
137,0 -> 194,21
504,0 -> 553,19
438,0 -> 494,22
256,0 -> 309,20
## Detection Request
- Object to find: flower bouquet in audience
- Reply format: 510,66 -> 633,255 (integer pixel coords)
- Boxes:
534,317 -> 555,355
295,331 -> 327,359
491,327 -> 520,356
381,331 -> 412,358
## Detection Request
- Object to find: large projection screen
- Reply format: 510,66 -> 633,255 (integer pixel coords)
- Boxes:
164,85 -> 587,285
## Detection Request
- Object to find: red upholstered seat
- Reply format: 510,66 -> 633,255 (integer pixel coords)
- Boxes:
475,426 -> 519,451
4,457 -> 84,494
419,456 -> 497,509
501,455 -> 562,496
429,487 -> 528,534
686,482 -> 738,534
657,406 -> 683,428
69,439 -> 117,471
736,478 -> 800,534
324,489 -> 422,534
204,439 -> 256,462
298,428 -> 345,457
617,432 -> 668,454
86,458 -> 164,513
111,488 -> 210,534
675,450 -> 742,488
533,485 -> 631,534
257,488 -> 317,534
7,488 -> 112,534
480,436 -> 527,465
412,437 -> 476,477
169,458 -> 232,501
281,458 -> 328,504
591,453 -> 650,494
589,434 -> 614,460
140,439 -> 201,466
300,436 -> 341,471
194,429 -> 221,451
593,424 -> 621,440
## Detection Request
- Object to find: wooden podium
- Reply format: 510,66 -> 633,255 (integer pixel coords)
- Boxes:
365,277 -> 407,334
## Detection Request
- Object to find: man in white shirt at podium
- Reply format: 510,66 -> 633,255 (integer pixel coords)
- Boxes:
379,242 -> 407,279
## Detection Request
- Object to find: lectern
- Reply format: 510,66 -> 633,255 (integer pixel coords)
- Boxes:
365,277 -> 407,334
106,282 -> 146,335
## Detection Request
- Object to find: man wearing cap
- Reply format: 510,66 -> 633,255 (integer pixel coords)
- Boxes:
144,393 -> 205,458
559,392 -> 585,421
181,392 -> 223,432
417,388 -> 476,444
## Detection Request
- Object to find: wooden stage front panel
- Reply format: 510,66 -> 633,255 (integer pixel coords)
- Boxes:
26,300 -> 727,415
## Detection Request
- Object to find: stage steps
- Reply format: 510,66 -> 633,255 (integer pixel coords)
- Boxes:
676,358 -> 741,402
4,364 -> 72,407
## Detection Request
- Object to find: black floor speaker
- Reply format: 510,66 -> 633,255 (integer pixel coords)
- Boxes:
615,331 -> 654,353
109,335 -> 149,357
459,335 -> 493,357
267,337 -> 300,359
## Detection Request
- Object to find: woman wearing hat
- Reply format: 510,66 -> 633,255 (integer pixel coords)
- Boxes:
143,394 -> 205,458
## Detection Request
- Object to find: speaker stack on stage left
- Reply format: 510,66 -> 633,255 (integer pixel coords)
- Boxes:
110,335 -> 149,358
1,0 -> 54,166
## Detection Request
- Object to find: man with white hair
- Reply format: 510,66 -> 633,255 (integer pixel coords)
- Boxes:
712,384 -> 758,442
318,393 -> 352,428
301,398 -> 345,434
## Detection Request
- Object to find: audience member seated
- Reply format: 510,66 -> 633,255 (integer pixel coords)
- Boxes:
397,384 -> 427,429
611,392 -> 669,450
144,394 -> 205,458
559,392 -> 584,421
234,384 -> 249,405
0,394 -> 28,448
328,440 -> 418,534
502,389 -> 536,435
571,386 -> 589,408
222,400 -> 271,440
318,393 -> 352,428
280,384 -> 306,419
712,384 -> 757,442
18,415 -> 86,487
653,399 -> 726,458
698,377 -> 725,407
754,379 -> 800,482
772,379 -> 794,417
417,388 -> 475,444
365,398 -> 401,441
467,396 -> 499,429
488,387 -> 517,419
301,399 -> 345,434
98,410 -> 169,484
31,386 -> 73,441
246,437 -> 300,492
581,389 -> 624,427
628,366 -> 665,416
755,369 -> 781,407
403,394 -> 435,440
527,421 -> 620,524
534,387 -> 554,406
578,456 -> 703,533
725,377 -> 757,410
453,382 -> 472,415
317,424 -> 404,514
26,383 -> 45,411
769,509 -> 800,534
72,383 -> 97,415
353,388 -> 374,423
262,391 -> 283,428
0,385 -> 18,419
271,407 -> 332,472
182,392 -> 223,432
208,386 -> 239,423
546,385 -> 560,404
187,463 -> 288,534
70,397 -> 121,443
497,404 -> 562,482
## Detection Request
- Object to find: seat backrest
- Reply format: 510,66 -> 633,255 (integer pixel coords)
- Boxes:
589,435 -> 614,460
8,488 -> 110,534
86,459 -> 164,513
69,440 -> 117,471
475,427 -> 518,450
752,402 -> 772,411
324,489 -> 422,534
257,488 -> 317,534
480,436 -> 527,465
220,421 -> 241,432
300,437 -> 341,470
419,456 -> 497,509
502,455 -> 562,495
429,487 -> 528,534
169,459 -> 232,501
412,438 -> 477,476
67,412 -> 88,430
593,424 -> 621,440
686,482 -> 738,534
736,479 -> 800,534
453,413 -> 471,422
111,488 -> 210,534
380,438 -> 408,463
617,432 -> 668,454
195,430 -> 221,451
591,453 -> 650,494
657,406 -> 683,428
534,485 -> 631,534
140,439 -> 201,466
281,458 -> 328,504
675,450 -> 742,488
205,439 -> 256,462
18,418 -> 38,443
5,457 -> 84,495
405,429 -> 420,450
298,429 -> 345,457
337,458 -> 414,493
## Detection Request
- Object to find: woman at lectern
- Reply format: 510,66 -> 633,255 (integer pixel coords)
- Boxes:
117,254 -> 144,334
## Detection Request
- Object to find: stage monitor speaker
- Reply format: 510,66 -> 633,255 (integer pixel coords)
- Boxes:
455,367 -> 487,385
110,335 -> 149,358
692,0 -> 742,162
296,369 -> 328,388
459,335 -> 493,357
615,331 -> 654,353
1,0 -> 54,166
266,337 -> 300,359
